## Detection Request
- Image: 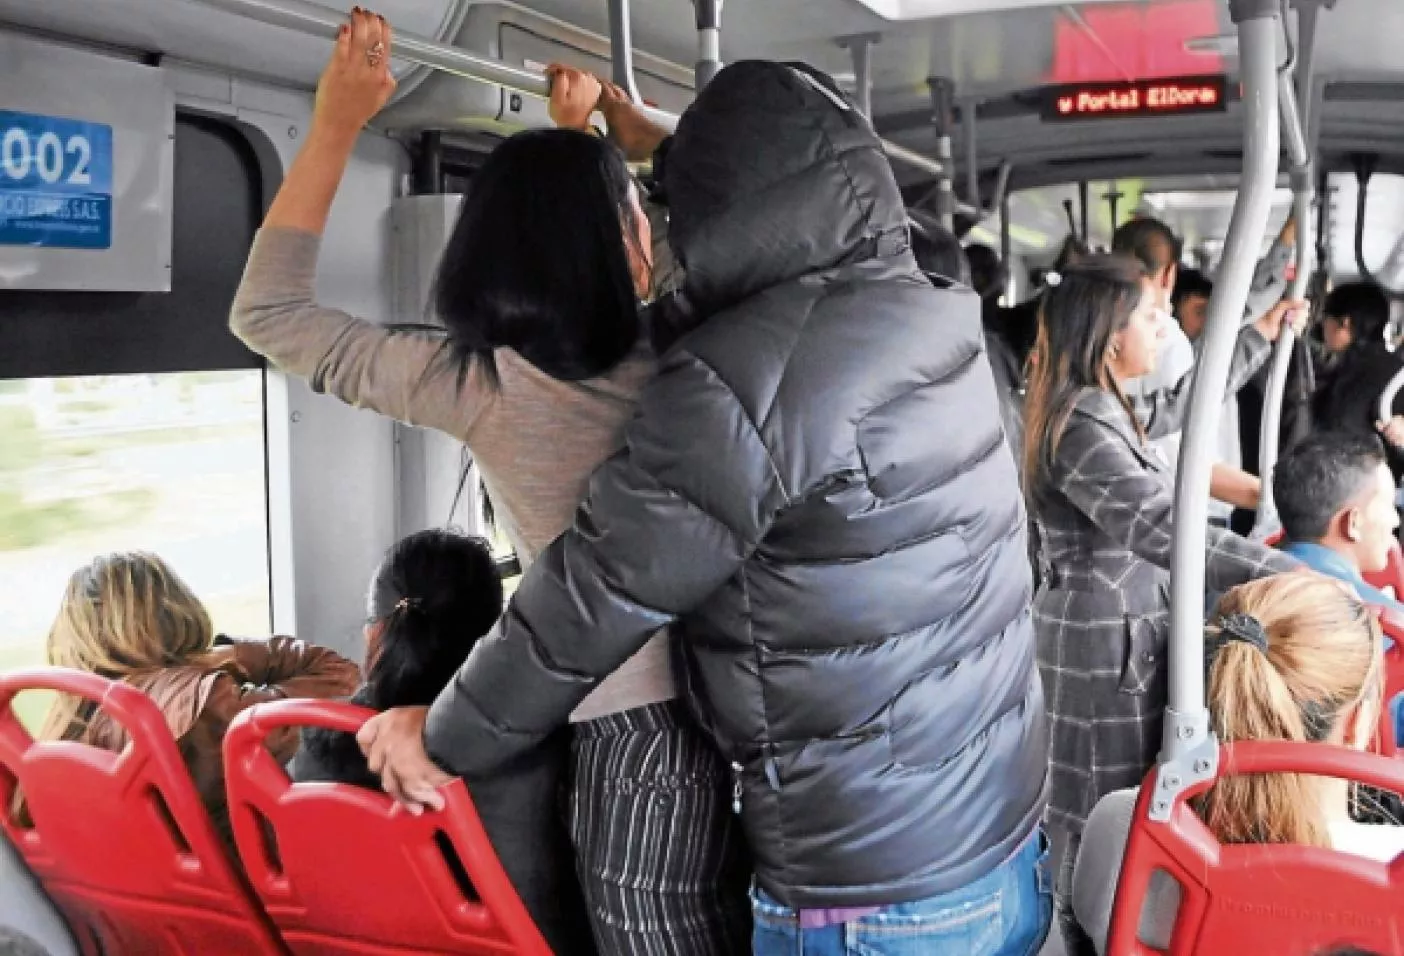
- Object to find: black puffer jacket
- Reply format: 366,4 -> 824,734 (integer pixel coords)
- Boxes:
426,60 -> 1046,908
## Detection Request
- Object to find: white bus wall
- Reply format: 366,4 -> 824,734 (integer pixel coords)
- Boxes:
177,65 -> 410,659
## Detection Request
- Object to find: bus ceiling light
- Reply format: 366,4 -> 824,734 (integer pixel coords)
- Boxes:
1185,33 -> 1240,56
846,0 -> 1127,20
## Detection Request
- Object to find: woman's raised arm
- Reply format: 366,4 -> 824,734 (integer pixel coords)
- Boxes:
231,9 -> 496,437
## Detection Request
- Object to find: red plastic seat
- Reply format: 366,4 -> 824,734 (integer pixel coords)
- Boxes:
0,668 -> 288,956
1362,537 -> 1404,599
222,699 -> 552,956
1106,741 -> 1404,955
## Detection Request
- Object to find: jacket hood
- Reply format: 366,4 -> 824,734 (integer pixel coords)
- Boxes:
658,60 -> 912,316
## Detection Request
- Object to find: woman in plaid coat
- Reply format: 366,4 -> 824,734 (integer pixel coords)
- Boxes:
1022,256 -> 1302,951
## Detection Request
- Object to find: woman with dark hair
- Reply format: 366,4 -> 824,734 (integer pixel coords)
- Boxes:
1021,255 -> 1300,952
230,12 -> 748,954
292,529 -> 503,789
291,530 -> 594,953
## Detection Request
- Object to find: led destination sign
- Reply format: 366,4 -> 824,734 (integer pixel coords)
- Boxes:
1042,75 -> 1229,122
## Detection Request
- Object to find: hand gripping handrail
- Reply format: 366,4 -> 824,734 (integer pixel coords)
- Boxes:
182,0 -> 949,178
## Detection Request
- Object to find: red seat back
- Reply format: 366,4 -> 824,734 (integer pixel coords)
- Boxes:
0,668 -> 287,956
223,699 -> 552,956
1107,741 -> 1404,955
1362,538 -> 1404,599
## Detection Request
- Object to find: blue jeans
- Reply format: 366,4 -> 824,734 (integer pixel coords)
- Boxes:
751,829 -> 1053,956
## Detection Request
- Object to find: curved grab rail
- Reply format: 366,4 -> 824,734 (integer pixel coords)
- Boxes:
1161,0 -> 1282,807
1252,53 -> 1316,541
1379,366 -> 1404,426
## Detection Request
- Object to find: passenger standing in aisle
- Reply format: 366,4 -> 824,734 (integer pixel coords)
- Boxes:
362,59 -> 1052,956
1114,217 -> 1262,521
1314,281 -> 1404,481
229,13 -> 749,954
1021,256 -> 1301,952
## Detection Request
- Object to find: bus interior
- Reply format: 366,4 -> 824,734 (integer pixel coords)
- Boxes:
2,0 -> 1404,953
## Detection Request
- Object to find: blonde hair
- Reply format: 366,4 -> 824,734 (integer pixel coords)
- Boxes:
38,551 -> 215,743
1197,572 -> 1384,847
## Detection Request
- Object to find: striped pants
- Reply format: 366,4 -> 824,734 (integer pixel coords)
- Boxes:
570,700 -> 752,955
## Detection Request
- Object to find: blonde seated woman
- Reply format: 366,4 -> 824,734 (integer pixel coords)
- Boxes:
22,552 -> 359,848
1072,572 -> 1404,955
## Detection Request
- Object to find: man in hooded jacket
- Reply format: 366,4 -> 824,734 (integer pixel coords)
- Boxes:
362,60 -> 1051,954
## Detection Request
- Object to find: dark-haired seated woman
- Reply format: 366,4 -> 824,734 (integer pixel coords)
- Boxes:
291,529 -> 503,789
230,12 -> 747,952
290,530 -> 593,952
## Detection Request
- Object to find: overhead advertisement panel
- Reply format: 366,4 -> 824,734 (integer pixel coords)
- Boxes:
1041,75 -> 1230,123
0,32 -> 173,292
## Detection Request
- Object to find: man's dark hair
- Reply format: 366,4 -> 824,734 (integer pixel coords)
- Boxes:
1111,216 -> 1181,277
1273,432 -> 1388,542
1324,280 -> 1391,347
1172,267 -> 1213,311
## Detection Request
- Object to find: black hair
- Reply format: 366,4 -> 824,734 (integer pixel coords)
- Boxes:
1273,432 -> 1389,543
909,217 -> 971,286
1324,280 -> 1391,347
1172,267 -> 1213,311
363,528 -> 503,710
433,128 -> 644,383
965,243 -> 1003,300
1112,216 -> 1181,278
1023,254 -> 1148,503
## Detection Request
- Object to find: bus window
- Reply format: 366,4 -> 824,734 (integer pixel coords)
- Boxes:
0,370 -> 271,728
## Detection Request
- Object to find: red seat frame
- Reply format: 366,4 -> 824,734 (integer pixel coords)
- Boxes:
0,668 -> 287,956
222,699 -> 552,956
1362,537 -> 1404,599
1107,741 -> 1404,955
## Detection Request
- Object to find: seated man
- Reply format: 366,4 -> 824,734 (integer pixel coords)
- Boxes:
1273,431 -> 1404,748
1273,432 -> 1404,618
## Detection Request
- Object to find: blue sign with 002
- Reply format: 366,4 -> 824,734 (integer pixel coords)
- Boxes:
0,110 -> 114,250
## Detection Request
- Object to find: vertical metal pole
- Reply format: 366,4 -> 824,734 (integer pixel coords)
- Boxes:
1160,0 -> 1281,791
999,189 -> 1013,306
606,0 -> 643,103
929,77 -> 957,231
1252,9 -> 1317,539
412,130 -> 443,195
694,0 -> 723,90
1078,180 -> 1090,242
962,98 -> 980,208
846,35 -> 875,119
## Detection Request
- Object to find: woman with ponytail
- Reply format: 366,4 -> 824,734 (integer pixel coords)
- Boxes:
1198,573 -> 1397,854
290,529 -> 596,953
1074,573 -> 1402,954
1022,255 -> 1303,950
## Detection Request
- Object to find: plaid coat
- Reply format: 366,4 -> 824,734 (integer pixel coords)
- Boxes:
1031,327 -> 1299,834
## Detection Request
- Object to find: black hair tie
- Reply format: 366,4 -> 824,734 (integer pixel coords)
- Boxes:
1217,612 -> 1270,654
